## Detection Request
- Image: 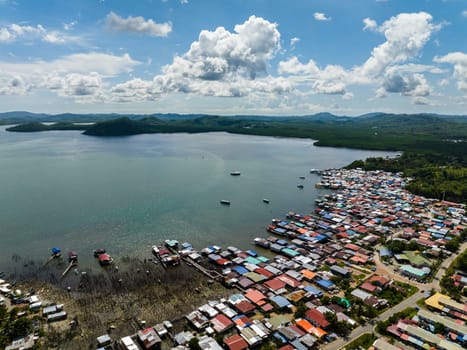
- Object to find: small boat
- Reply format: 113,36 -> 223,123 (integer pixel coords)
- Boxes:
152,245 -> 160,256
263,199 -> 270,203
98,253 -> 113,266
299,176 -> 305,179
230,171 -> 241,176
220,200 -> 231,205
93,249 -> 106,257
297,184 -> 304,189
68,251 -> 78,262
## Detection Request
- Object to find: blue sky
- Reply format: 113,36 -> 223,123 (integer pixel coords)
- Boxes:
0,0 -> 466,116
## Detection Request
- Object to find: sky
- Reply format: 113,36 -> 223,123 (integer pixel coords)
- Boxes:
0,0 -> 466,116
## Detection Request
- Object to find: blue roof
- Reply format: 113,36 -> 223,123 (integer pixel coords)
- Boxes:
379,246 -> 391,257
291,339 -> 307,350
232,266 -> 248,275
315,235 -> 327,242
304,285 -> 323,296
316,279 -> 335,289
270,295 -> 291,308
246,249 -> 258,257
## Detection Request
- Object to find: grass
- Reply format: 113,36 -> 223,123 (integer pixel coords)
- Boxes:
342,333 -> 377,350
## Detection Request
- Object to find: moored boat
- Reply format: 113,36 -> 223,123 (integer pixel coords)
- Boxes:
230,171 -> 241,176
98,253 -> 113,266
93,248 -> 106,257
263,198 -> 270,204
220,200 -> 231,205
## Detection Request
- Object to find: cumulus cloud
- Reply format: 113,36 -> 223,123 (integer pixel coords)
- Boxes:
434,52 -> 467,91
0,52 -> 139,102
377,72 -> 430,97
314,12 -> 331,21
106,12 -> 172,37
359,12 -> 440,78
363,17 -> 377,31
0,23 -> 72,44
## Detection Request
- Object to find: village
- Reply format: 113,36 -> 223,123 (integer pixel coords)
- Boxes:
1,168 -> 466,350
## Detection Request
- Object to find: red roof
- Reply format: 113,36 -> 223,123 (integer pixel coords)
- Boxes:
278,345 -> 294,350
211,314 -> 233,333
235,300 -> 256,314
245,288 -> 266,305
224,334 -> 248,350
305,309 -> 330,328
360,282 -> 378,293
265,277 -> 286,291
278,274 -> 301,288
255,267 -> 273,279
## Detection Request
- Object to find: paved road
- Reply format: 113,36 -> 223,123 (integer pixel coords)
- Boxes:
321,290 -> 425,350
432,242 -> 467,291
323,244 -> 467,350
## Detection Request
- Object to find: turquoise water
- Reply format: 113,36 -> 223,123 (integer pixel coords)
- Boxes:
0,127 -> 398,271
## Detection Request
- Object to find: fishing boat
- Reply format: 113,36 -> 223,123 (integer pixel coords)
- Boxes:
262,199 -> 270,203
297,184 -> 304,189
44,247 -> 62,266
152,245 -> 160,257
230,171 -> 241,176
93,248 -> 106,257
220,200 -> 231,205
98,253 -> 113,266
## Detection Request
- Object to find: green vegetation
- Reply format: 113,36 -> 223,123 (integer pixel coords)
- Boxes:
347,152 -> 467,203
342,333 -> 377,350
0,305 -> 33,349
379,282 -> 418,307
324,312 -> 353,337
7,113 -> 467,202
376,307 -> 418,335
440,246 -> 467,300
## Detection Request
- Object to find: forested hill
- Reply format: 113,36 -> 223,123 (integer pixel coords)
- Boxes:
5,112 -> 467,202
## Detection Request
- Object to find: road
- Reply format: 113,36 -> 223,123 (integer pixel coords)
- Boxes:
323,243 -> 467,350
321,290 -> 425,350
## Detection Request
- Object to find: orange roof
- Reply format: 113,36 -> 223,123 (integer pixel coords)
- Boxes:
301,269 -> 317,280
295,319 -> 327,338
296,318 -> 314,333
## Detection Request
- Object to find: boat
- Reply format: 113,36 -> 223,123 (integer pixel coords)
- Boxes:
262,199 -> 270,204
44,247 -> 62,266
98,253 -> 113,266
152,245 -> 160,257
299,176 -> 305,179
297,184 -> 304,189
230,171 -> 241,176
93,249 -> 106,257
220,200 -> 231,205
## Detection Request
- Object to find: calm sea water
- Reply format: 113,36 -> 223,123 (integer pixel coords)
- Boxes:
0,126 -> 398,271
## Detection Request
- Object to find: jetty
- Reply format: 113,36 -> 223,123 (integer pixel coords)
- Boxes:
62,251 -> 78,278
44,247 -> 61,266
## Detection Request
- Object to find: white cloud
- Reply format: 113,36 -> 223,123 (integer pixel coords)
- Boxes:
290,37 -> 300,49
462,10 -> 467,18
378,72 -> 431,97
314,12 -> 331,21
180,0 -> 188,3
0,23 -> 74,44
0,53 -> 139,102
359,12 -> 440,78
363,17 -> 377,31
106,12 -> 172,37
434,52 -> 467,91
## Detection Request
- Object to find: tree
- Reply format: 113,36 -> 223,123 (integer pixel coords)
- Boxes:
188,337 -> 201,350
294,302 -> 307,319
434,322 -> 446,335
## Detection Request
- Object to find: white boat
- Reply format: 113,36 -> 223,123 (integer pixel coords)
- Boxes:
152,245 -> 160,256
220,200 -> 231,205
230,171 -> 241,176
263,199 -> 270,203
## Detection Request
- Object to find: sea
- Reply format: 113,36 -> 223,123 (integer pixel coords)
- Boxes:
0,126 -> 399,272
